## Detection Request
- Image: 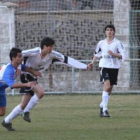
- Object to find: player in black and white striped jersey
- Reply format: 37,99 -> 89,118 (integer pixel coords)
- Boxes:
88,24 -> 126,117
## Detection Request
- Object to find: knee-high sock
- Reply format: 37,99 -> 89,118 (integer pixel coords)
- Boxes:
23,94 -> 39,113
100,101 -> 103,108
5,105 -> 22,123
102,91 -> 109,112
100,92 -> 110,108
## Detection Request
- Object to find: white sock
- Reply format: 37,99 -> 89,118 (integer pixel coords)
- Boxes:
23,94 -> 39,113
5,105 -> 22,123
100,102 -> 103,108
102,91 -> 109,112
100,93 -> 110,108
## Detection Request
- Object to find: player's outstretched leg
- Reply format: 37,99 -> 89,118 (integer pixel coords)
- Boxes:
22,94 -> 40,122
1,120 -> 15,131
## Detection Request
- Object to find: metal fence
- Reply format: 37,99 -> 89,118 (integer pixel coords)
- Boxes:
1,58 -> 140,95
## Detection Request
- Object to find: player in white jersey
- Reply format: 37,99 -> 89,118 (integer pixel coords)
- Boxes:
88,24 -> 126,117
1,48 -> 42,131
3,37 -> 87,130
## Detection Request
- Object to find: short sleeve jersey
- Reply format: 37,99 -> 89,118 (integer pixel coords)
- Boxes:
0,63 -> 26,88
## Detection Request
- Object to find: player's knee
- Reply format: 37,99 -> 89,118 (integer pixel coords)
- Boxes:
0,111 -> 5,116
0,107 -> 6,116
20,104 -> 27,110
38,91 -> 45,99
0,113 -> 5,116
104,86 -> 111,92
41,91 -> 45,97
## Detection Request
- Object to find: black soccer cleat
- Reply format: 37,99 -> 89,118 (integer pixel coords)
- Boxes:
99,107 -> 103,117
23,112 -> 31,123
1,120 -> 15,131
102,110 -> 110,117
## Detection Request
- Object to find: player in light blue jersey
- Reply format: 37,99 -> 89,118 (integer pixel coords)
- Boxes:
1,47 -> 42,131
2,37 -> 87,131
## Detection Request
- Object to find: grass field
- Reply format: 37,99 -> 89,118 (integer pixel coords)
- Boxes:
0,94 -> 140,140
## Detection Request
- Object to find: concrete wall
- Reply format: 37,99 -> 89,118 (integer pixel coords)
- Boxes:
0,1 -> 133,93
0,2 -> 18,65
114,0 -> 131,90
14,11 -> 113,93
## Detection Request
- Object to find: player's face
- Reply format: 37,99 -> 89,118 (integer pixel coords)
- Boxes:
43,45 -> 54,54
105,28 -> 115,38
14,53 -> 23,65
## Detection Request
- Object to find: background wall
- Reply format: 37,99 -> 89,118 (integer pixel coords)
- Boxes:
0,0 -> 137,94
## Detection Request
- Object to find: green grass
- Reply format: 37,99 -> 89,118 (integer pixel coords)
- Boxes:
1,94 -> 140,140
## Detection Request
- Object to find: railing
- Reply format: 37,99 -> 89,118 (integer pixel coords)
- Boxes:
1,59 -> 140,95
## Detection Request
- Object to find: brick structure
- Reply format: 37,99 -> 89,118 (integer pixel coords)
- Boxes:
114,0 -> 130,90
0,0 -> 132,93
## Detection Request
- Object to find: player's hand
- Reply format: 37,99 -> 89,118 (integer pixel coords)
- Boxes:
108,50 -> 114,56
16,68 -> 21,76
32,71 -> 42,77
87,63 -> 93,70
26,81 -> 37,88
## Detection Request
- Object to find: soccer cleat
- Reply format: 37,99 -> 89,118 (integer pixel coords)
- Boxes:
102,110 -> 110,117
23,112 -> 31,123
99,107 -> 103,117
1,120 -> 15,131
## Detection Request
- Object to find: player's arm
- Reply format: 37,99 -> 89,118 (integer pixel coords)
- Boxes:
3,65 -> 37,89
12,66 -> 38,88
117,41 -> 126,61
88,42 -> 101,70
12,81 -> 36,89
24,66 -> 42,77
90,56 -> 98,65
22,47 -> 40,57
108,41 -> 126,61
51,51 -> 65,62
17,64 -> 42,77
108,50 -> 122,59
51,51 -> 87,69
87,56 -> 98,70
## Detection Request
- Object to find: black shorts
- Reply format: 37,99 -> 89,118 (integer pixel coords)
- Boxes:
100,68 -> 119,85
19,74 -> 37,96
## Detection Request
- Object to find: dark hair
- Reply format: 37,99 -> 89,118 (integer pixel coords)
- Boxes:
9,47 -> 22,61
40,37 -> 55,49
104,24 -> 116,32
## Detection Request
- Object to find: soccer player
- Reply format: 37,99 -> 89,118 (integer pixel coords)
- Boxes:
3,37 -> 87,131
0,47 -> 42,131
88,24 -> 126,117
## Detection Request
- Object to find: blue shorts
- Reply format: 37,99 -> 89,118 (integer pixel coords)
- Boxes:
0,87 -> 6,107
